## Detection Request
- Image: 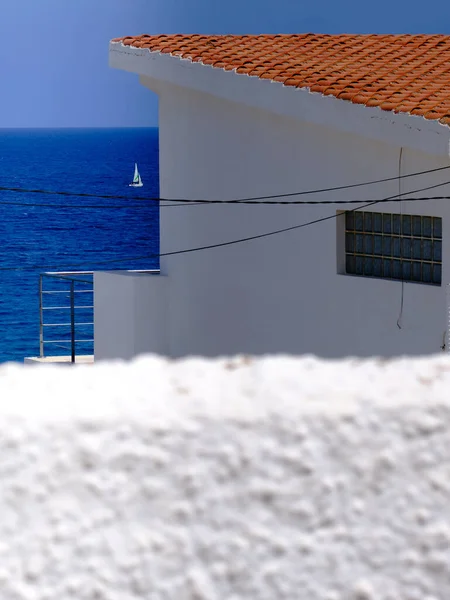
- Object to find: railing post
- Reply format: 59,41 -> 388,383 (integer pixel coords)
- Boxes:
39,275 -> 44,358
70,280 -> 75,363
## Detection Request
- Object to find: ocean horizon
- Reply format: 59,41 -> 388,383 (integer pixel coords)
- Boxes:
0,127 -> 160,363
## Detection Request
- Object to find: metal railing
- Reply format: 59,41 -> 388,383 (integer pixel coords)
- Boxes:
39,269 -> 160,363
39,271 -> 94,362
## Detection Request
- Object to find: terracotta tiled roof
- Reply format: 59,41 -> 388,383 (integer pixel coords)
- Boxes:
111,34 -> 450,125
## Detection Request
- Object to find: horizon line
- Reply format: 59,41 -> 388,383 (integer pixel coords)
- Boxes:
0,126 -> 158,131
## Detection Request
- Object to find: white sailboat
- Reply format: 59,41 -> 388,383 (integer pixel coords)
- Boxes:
129,163 -> 143,188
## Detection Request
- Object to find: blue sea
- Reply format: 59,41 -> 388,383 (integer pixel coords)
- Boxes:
0,128 -> 159,362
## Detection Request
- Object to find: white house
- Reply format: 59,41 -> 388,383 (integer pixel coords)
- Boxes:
96,33 -> 450,360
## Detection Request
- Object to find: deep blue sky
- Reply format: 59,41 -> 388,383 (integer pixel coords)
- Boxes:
2,0 -> 450,128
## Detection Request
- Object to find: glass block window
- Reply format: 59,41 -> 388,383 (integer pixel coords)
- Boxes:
344,211 -> 442,285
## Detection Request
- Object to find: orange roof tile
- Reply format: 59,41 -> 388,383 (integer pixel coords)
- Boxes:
111,34 -> 450,125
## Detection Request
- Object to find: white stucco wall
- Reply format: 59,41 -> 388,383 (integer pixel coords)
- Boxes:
3,354 -> 450,598
94,271 -> 168,361
147,82 -> 450,359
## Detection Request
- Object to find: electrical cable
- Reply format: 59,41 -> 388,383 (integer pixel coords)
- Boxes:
2,195 -> 450,210
396,148 -> 405,329
0,178 -> 447,273
0,163 -> 450,205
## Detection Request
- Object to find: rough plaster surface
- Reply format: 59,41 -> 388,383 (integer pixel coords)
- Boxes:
2,355 -> 450,599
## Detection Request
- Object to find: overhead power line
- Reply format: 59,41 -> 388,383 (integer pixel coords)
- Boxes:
1,195 -> 450,210
0,179 -> 447,273
0,163 -> 450,206
0,199 -> 155,210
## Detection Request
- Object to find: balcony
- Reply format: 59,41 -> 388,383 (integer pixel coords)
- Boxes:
25,269 -> 163,365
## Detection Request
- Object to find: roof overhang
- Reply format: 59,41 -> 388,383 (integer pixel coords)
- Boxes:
110,41 -> 450,157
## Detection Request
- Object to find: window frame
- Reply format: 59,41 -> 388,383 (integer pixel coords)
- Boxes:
337,209 -> 442,286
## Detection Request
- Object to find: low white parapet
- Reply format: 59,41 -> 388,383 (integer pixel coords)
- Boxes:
3,354 -> 450,598
24,355 -> 94,365
94,270 -> 168,361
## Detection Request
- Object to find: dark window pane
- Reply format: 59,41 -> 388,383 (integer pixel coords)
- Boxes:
402,238 -> 411,259
364,257 -> 374,276
423,239 -> 432,261
393,238 -> 401,258
402,261 -> 412,281
345,212 -> 354,231
423,262 -> 432,283
393,260 -> 402,279
364,212 -> 373,232
383,259 -> 392,278
364,235 -> 373,254
346,254 -> 356,274
383,214 -> 392,234
374,258 -> 382,277
423,216 -> 432,238
433,217 -> 442,239
412,262 -> 422,281
355,234 -> 364,253
412,216 -> 421,237
433,240 -> 442,262
355,256 -> 364,275
373,213 -> 382,233
374,235 -> 383,255
346,233 -> 355,253
433,263 -> 442,285
354,212 -> 363,231
402,214 -> 412,236
383,236 -> 392,256
393,214 -> 401,235
412,239 -> 422,260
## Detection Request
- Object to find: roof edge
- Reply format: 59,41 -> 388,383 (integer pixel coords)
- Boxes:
109,41 -> 450,157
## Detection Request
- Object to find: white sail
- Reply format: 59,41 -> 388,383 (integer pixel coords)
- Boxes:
129,163 -> 143,187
